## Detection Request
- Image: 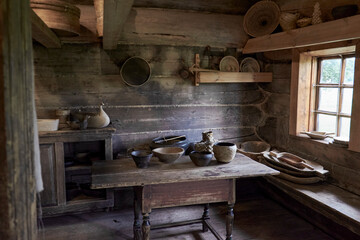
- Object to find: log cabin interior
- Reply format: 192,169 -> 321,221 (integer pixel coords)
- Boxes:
2,0 -> 360,239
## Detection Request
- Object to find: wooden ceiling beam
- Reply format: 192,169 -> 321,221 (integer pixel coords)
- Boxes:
103,0 -> 134,50
30,9 -> 61,48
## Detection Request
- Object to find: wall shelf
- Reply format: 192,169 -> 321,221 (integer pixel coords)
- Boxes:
197,71 -> 272,85
243,15 -> 360,54
190,54 -> 272,86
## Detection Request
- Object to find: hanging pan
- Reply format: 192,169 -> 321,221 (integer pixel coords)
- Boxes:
120,56 -> 151,87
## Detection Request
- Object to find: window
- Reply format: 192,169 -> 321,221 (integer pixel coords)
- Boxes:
290,43 -> 360,152
313,56 -> 355,140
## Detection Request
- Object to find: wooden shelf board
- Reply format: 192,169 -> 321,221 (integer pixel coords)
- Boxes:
198,72 -> 272,84
243,15 -> 360,54
30,9 -> 61,48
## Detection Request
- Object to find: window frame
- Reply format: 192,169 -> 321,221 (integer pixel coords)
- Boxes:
313,55 -> 354,138
289,41 -> 360,152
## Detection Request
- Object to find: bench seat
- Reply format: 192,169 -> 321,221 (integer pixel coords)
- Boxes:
261,176 -> 360,239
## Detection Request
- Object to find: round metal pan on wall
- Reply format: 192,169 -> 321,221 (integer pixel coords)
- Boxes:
120,57 -> 151,87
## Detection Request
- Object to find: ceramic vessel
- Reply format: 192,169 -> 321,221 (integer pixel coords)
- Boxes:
131,150 -> 153,169
152,147 -> 184,163
213,142 -> 237,163
87,103 -> 110,128
189,151 -> 213,167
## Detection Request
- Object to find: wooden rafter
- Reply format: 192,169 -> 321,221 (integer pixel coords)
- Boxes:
30,9 -> 61,48
103,0 -> 134,50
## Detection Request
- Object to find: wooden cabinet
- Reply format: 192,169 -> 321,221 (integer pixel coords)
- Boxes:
39,127 -> 116,216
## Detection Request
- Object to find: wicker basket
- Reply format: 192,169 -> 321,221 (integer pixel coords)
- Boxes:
280,12 -> 299,31
243,1 -> 281,37
30,0 -> 80,37
297,17 -> 312,28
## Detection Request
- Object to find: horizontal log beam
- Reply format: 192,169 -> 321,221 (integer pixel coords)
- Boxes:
243,15 -> 360,54
30,9 -> 61,48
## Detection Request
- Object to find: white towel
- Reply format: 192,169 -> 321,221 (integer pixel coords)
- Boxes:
33,107 -> 43,193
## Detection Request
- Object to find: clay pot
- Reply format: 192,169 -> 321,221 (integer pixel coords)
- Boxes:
131,150 -> 153,169
213,142 -> 237,163
189,151 -> 213,167
87,103 -> 110,129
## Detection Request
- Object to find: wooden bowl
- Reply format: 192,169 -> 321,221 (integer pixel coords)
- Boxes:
238,141 -> 270,160
189,151 -> 213,167
152,147 -> 184,163
131,150 -> 153,168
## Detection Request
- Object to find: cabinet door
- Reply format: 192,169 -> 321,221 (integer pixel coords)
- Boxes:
39,144 -> 57,206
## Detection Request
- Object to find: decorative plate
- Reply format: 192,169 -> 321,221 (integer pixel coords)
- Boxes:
240,57 -> 260,72
219,56 -> 239,72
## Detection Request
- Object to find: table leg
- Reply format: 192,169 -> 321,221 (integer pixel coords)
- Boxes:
142,213 -> 150,240
133,189 -> 142,240
202,203 -> 210,232
226,204 -> 234,240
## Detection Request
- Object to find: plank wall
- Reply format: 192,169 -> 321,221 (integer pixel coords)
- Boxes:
34,43 -> 266,155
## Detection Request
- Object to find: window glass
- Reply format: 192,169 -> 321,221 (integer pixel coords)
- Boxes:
339,117 -> 351,140
316,114 -> 337,133
320,59 -> 341,84
318,88 -> 338,112
341,88 -> 353,115
344,57 -> 355,84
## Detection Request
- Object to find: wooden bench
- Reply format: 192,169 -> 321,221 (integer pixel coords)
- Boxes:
260,176 -> 360,240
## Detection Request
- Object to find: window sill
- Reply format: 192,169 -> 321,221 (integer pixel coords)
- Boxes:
290,134 -> 349,150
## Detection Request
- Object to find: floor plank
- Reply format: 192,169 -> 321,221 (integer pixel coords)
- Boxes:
38,195 -> 333,240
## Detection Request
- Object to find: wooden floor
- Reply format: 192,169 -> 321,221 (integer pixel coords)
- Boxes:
38,195 -> 334,240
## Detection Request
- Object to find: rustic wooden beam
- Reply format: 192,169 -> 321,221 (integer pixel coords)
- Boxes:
30,8 -> 61,48
243,15 -> 360,54
119,7 -> 247,48
103,0 -> 134,50
349,42 -> 360,152
0,0 -> 37,239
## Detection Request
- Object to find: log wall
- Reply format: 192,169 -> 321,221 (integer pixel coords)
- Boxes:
34,43 -> 267,155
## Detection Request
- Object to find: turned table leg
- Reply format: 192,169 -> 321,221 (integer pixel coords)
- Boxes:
142,213 -> 151,240
133,189 -> 142,240
226,204 -> 234,240
202,203 -> 210,232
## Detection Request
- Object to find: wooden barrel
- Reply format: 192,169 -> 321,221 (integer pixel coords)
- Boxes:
30,0 -> 80,37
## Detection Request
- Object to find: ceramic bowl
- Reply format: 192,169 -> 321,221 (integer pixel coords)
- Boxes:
131,150 -> 153,168
152,147 -> 184,163
189,151 -> 213,167
213,142 -> 237,163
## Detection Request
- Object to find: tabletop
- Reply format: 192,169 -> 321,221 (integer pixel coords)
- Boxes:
91,153 -> 279,189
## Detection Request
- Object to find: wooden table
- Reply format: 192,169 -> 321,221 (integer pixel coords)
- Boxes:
91,153 -> 279,240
